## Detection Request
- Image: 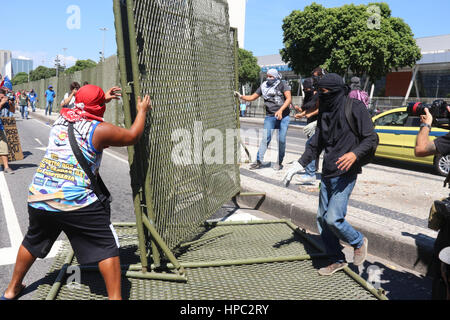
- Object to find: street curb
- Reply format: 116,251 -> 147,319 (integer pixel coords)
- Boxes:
236,184 -> 434,275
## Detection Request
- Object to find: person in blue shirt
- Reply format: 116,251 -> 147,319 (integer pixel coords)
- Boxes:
28,89 -> 37,112
44,86 -> 56,116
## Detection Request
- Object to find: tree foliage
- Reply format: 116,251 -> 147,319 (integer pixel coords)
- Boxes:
280,2 -> 422,81
238,48 -> 260,88
12,72 -> 29,85
65,59 -> 97,74
29,66 -> 56,81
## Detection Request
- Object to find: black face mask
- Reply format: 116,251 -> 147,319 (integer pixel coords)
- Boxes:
266,79 -> 277,86
303,90 -> 314,102
318,91 -> 334,110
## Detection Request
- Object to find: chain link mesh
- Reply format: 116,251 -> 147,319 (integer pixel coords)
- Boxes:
117,0 -> 240,252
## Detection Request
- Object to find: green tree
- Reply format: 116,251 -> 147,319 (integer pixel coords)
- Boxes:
29,66 -> 56,81
12,72 -> 29,85
65,59 -> 97,74
238,48 -> 260,89
280,2 -> 422,81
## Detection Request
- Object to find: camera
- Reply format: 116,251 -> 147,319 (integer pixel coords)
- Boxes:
406,100 -> 450,128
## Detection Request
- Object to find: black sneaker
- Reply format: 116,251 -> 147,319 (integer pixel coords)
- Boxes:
249,161 -> 262,170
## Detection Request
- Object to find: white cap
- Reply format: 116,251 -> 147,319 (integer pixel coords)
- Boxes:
439,247 -> 450,265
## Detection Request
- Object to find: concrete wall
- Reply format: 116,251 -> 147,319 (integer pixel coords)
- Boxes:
14,55 -> 124,127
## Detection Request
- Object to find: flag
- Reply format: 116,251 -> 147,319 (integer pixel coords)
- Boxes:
2,76 -> 12,90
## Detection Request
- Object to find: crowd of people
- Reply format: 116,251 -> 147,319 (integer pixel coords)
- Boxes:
0,81 -> 92,176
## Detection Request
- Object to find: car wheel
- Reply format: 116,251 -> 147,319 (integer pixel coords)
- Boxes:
434,155 -> 450,176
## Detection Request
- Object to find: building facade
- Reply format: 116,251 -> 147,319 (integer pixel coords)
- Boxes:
227,0 -> 246,48
11,57 -> 33,77
0,50 -> 12,79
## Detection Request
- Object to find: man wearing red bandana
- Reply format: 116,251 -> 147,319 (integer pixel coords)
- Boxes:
2,85 -> 152,301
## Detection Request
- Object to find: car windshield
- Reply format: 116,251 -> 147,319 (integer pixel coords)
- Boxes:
375,112 -> 408,126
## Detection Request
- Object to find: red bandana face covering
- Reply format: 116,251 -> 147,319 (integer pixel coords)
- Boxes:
60,85 -> 106,122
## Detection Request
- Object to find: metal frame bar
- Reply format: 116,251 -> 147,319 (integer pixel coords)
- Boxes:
113,0 -> 149,274
112,0 -> 183,277
45,249 -> 74,300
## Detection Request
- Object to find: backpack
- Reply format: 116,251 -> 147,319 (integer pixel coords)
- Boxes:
344,97 -> 379,167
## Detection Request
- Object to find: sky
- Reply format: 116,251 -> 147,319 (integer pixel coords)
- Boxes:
2,0 -> 450,70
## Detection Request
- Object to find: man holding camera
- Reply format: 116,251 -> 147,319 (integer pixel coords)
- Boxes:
415,105 -> 450,299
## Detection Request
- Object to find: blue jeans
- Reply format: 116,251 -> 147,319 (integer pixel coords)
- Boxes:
31,101 -> 36,112
0,108 -> 13,117
317,173 -> 364,264
20,106 -> 29,119
257,115 -> 290,165
304,136 -> 316,178
46,100 -> 53,115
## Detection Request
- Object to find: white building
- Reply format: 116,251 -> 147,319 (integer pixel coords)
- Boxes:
0,50 -> 12,79
227,0 -> 246,48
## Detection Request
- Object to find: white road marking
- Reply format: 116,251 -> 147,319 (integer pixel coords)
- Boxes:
34,138 -> 43,146
0,171 -> 23,266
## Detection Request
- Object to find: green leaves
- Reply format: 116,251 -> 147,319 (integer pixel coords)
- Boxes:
11,72 -> 29,85
238,48 -> 260,88
281,2 -> 421,81
64,59 -> 97,74
29,66 -> 57,82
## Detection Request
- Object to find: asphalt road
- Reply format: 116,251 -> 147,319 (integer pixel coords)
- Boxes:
0,116 -> 434,300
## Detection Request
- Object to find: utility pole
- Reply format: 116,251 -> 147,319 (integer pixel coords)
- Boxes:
63,48 -> 68,68
55,55 -> 61,78
99,28 -> 108,62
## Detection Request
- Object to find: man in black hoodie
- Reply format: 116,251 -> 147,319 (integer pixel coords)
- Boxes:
283,73 -> 377,276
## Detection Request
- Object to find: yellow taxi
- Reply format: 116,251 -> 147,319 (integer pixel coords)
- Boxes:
372,107 -> 450,176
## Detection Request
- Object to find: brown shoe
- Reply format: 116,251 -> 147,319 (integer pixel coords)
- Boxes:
318,262 -> 348,276
354,237 -> 368,266
249,161 -> 262,170
4,167 -> 14,174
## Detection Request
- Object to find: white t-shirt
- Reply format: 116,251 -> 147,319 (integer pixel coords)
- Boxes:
62,93 -> 76,109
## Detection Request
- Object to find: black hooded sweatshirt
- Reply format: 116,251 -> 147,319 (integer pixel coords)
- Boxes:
299,73 -> 377,178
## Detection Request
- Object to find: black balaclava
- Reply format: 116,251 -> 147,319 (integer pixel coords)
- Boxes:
317,73 -> 349,145
303,78 -> 314,103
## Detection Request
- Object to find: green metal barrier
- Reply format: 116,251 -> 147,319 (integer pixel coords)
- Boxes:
113,0 -> 241,276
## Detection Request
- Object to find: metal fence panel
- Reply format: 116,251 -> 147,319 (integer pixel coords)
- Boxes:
115,0 -> 240,253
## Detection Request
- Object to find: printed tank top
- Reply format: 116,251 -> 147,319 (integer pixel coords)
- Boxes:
28,116 -> 103,212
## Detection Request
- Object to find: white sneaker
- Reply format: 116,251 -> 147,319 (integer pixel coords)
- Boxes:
293,175 -> 316,185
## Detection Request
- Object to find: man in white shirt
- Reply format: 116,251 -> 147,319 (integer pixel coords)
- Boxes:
60,82 -> 81,109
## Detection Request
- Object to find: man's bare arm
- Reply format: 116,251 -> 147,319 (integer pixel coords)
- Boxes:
415,108 -> 438,157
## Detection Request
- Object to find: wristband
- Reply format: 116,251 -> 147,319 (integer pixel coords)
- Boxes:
420,123 -> 432,130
